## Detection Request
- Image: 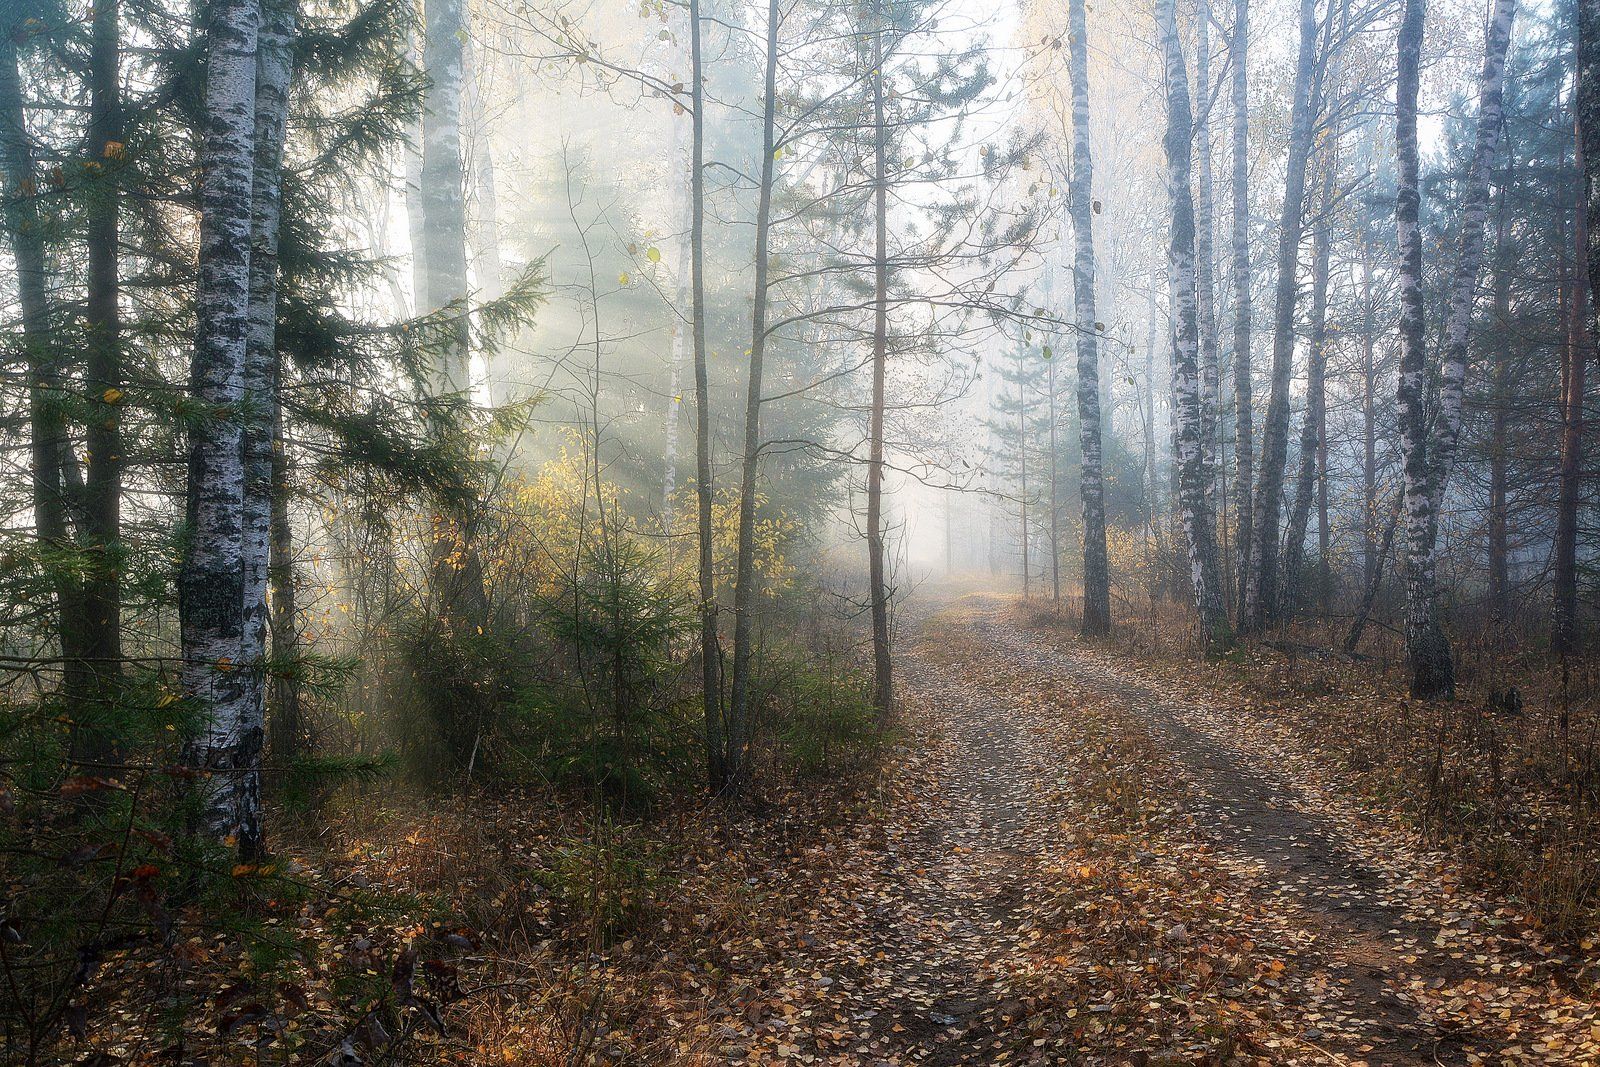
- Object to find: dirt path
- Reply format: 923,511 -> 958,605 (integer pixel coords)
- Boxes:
732,596 -> 1590,1065
957,605 -> 1469,1065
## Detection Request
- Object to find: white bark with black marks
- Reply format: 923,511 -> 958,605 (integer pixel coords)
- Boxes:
1158,0 -> 1231,652
1067,0 -> 1109,635
182,0 -> 259,844
239,0 -> 295,859
1395,0 -> 1515,698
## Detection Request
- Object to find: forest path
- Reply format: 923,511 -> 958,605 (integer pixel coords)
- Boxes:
942,596 -> 1469,1065
735,593 -> 1582,1064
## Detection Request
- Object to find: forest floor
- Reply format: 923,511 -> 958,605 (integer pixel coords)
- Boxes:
704,592 -> 1600,1065
72,593 -> 1599,1066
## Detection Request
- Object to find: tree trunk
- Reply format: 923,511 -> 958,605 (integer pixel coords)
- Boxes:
1195,0 -> 1221,518
1360,178 -> 1378,594
1159,0 -> 1231,652
867,13 -> 894,718
1242,0 -> 1319,633
80,0 -> 124,747
237,0 -> 294,859
1048,354 -> 1061,603
463,37 -> 504,404
688,0 -> 723,792
1018,349 -> 1031,599
1069,0 -> 1110,634
1395,0 -> 1516,699
1583,0 -> 1600,318
182,0 -> 259,845
420,0 -> 485,634
268,354 -> 303,764
1281,148 -> 1335,618
726,0 -> 781,792
1487,181 -> 1513,627
1229,0 -> 1254,620
1555,120 -> 1588,654
0,20 -> 77,706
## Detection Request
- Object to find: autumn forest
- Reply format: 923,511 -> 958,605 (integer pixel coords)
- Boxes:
2,0 -> 1600,1060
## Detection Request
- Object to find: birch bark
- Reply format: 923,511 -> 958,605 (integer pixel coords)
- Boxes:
182,0 -> 259,843
1159,0 -> 1231,652
1229,0 -> 1254,618
1068,0 -> 1110,634
1395,0 -> 1515,698
238,0 -> 294,858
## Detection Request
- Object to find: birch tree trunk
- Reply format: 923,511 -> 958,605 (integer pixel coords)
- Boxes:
182,0 -> 259,844
1242,0 -> 1318,633
1229,0 -> 1254,619
866,11 -> 895,717
1395,0 -> 1515,698
688,0 -> 724,791
726,0 -> 781,791
1195,0 -> 1221,516
1159,0 -> 1231,652
237,0 -> 294,859
1068,0 -> 1110,634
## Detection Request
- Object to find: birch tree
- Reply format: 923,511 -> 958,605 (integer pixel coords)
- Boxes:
1393,0 -> 1516,698
1067,0 -> 1110,635
238,0 -> 295,858
1228,0 -> 1253,616
181,0 -> 260,843
1158,0 -> 1231,652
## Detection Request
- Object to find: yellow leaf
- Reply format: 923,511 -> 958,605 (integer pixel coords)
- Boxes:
101,387 -> 123,404
646,246 -> 661,263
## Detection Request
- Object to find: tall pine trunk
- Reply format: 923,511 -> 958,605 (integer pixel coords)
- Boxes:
182,0 -> 259,844
1242,0 -> 1318,633
0,19 -> 75,706
866,11 -> 894,718
1159,0 -> 1231,652
1395,0 -> 1515,698
726,0 -> 781,791
80,0 -> 123,745
1583,0 -> 1600,316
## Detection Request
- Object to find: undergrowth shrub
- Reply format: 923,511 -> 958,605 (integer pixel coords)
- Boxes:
756,646 -> 886,778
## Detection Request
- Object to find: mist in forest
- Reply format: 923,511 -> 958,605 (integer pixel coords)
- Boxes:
2,0 -> 1598,1058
